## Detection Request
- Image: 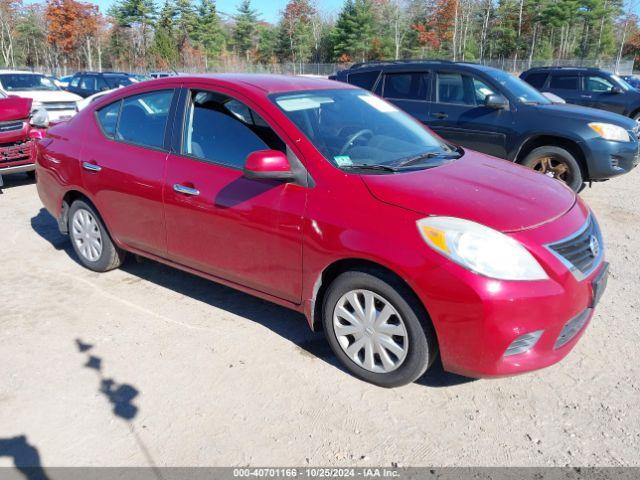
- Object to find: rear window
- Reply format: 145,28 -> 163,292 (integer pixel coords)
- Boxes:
347,71 -> 380,91
524,72 -> 548,89
96,100 -> 121,138
383,72 -> 430,100
550,75 -> 579,90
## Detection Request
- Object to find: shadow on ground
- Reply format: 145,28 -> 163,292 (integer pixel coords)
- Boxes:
0,436 -> 50,480
33,208 -> 473,388
0,173 -> 35,193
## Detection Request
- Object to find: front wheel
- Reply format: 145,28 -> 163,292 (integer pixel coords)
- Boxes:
520,146 -> 584,192
322,269 -> 437,387
68,200 -> 125,272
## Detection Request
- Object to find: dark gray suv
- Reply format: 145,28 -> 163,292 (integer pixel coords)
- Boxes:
520,67 -> 640,121
332,61 -> 639,192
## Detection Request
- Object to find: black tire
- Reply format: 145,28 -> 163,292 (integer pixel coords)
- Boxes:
520,146 -> 584,192
322,268 -> 437,388
67,199 -> 125,272
26,170 -> 36,180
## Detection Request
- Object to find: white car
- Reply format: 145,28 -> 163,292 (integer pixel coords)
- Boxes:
76,88 -> 117,111
0,70 -> 81,122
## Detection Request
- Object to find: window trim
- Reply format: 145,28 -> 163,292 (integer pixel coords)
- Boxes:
92,88 -> 177,153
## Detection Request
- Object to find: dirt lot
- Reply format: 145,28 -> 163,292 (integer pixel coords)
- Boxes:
1,169 -> 639,469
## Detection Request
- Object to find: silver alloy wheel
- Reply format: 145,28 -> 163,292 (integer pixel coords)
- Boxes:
332,289 -> 409,373
71,208 -> 103,262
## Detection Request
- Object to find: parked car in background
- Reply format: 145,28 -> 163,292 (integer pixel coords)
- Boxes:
621,75 -> 640,91
65,71 -> 138,98
0,70 -> 80,122
520,67 -> 640,121
332,61 -> 639,191
36,75 -> 608,387
0,95 -> 47,186
149,71 -> 175,79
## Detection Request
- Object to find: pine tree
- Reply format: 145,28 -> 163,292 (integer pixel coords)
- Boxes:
233,0 -> 259,60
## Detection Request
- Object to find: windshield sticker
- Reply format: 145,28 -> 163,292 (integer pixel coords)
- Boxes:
334,155 -> 353,166
276,96 -> 334,112
358,95 -> 398,112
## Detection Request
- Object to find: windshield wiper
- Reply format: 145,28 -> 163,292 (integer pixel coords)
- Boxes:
395,150 -> 461,168
340,163 -> 399,172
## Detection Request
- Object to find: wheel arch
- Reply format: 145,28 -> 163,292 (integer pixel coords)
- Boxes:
60,190 -> 107,236
515,135 -> 589,180
309,258 -> 434,336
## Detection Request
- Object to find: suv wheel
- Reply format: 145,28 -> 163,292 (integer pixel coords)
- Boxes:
520,146 -> 584,192
322,269 -> 437,387
68,200 -> 125,272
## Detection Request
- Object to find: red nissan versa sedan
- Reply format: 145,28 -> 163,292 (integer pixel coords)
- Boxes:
36,75 -> 609,387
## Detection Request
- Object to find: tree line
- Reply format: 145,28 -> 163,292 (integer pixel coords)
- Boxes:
0,0 -> 638,74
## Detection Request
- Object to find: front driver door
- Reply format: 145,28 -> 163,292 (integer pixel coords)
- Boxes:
582,74 -> 626,115
163,87 -> 306,303
428,71 -> 512,158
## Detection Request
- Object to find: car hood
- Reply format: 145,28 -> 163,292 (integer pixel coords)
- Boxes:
533,102 -> 636,129
0,96 -> 32,121
361,153 -> 576,233
10,90 -> 82,103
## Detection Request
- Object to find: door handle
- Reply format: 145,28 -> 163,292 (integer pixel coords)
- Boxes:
82,161 -> 101,172
433,112 -> 448,119
173,183 -> 200,196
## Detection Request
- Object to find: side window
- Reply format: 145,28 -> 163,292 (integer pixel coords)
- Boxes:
183,90 -> 285,169
524,72 -> 548,89
472,78 -> 496,105
585,75 -> 615,93
116,89 -> 173,149
383,72 -> 430,100
436,72 -> 473,105
96,77 -> 109,91
69,75 -> 80,88
348,71 -> 380,91
96,100 -> 121,138
80,76 -> 96,91
549,75 -> 579,90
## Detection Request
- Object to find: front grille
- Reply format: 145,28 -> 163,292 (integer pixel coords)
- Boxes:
42,101 -> 77,111
0,139 -> 32,164
0,120 -> 24,133
555,309 -> 591,349
547,215 -> 603,280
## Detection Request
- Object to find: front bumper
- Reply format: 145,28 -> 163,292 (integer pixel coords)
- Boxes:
581,136 -> 639,180
410,202 -> 606,378
0,163 -> 35,174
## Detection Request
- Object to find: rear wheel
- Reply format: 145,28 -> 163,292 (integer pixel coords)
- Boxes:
322,269 -> 437,387
68,200 -> 125,272
520,146 -> 584,192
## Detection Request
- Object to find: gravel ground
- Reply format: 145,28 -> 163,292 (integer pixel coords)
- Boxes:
0,169 -> 639,469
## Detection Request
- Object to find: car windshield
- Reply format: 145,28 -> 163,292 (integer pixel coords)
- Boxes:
612,74 -> 633,91
0,73 -> 59,91
272,89 -> 457,171
491,70 -> 550,105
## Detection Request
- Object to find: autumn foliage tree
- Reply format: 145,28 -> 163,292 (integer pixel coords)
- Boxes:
45,0 -> 101,70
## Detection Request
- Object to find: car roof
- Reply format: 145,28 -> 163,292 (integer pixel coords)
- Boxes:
342,60 -> 505,75
523,66 -> 608,74
0,70 -> 43,75
141,73 -> 352,94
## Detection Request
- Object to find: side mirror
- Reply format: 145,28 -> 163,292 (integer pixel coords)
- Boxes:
30,108 -> 49,128
611,86 -> 624,94
244,150 -> 294,181
485,94 -> 509,110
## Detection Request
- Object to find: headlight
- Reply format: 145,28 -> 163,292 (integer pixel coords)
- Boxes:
589,122 -> 630,142
417,217 -> 548,281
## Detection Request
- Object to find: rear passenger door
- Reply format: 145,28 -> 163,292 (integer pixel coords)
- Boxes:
380,71 -> 431,123
81,88 -> 177,256
547,73 -> 582,105
427,71 -> 513,158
